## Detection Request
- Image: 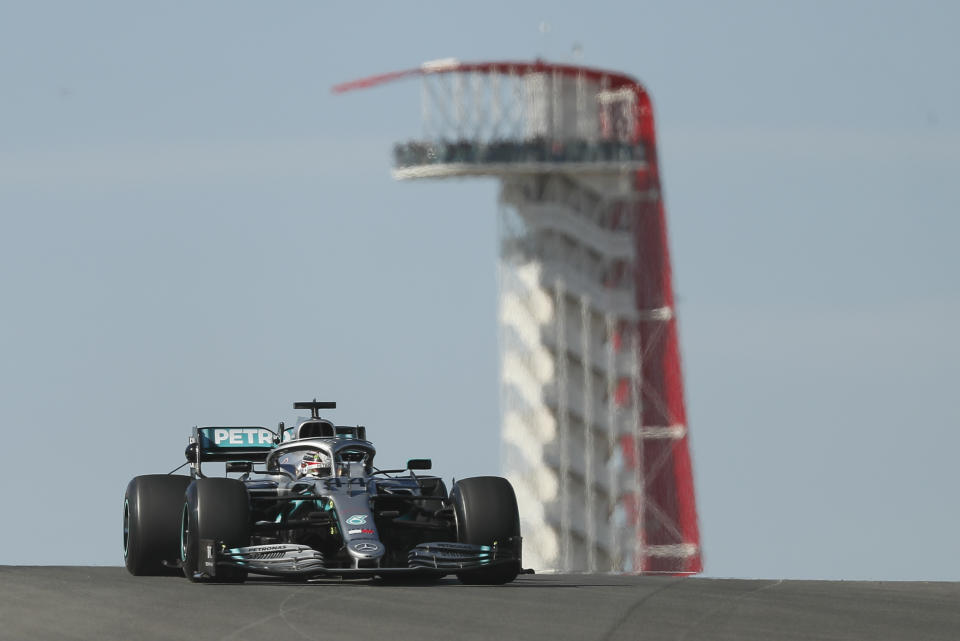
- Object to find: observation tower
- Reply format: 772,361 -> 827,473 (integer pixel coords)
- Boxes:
335,59 -> 701,574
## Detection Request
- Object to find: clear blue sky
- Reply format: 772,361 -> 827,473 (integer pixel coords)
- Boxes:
2,1 -> 957,580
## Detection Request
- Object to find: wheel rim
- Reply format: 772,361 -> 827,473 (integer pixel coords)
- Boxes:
180,503 -> 189,563
451,489 -> 462,542
122,499 -> 130,559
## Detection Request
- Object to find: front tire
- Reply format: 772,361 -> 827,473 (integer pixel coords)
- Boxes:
452,476 -> 521,585
180,478 -> 250,583
123,474 -> 191,576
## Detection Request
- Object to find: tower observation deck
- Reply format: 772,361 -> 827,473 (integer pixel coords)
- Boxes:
335,59 -> 701,574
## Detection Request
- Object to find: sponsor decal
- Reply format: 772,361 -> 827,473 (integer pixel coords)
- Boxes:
345,514 -> 367,525
361,529 -> 375,534
348,529 -> 362,535
246,544 -> 290,552
200,427 -> 274,448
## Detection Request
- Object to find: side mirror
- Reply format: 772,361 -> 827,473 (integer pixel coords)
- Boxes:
226,461 -> 252,474
407,458 -> 432,471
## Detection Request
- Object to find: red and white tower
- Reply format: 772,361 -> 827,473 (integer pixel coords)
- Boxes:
336,59 -> 701,574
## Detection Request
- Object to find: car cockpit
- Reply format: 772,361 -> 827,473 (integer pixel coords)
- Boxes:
267,401 -> 375,479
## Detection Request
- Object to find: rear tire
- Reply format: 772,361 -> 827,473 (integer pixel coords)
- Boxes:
180,478 -> 250,583
452,476 -> 521,585
123,475 -> 191,576
419,476 -> 448,498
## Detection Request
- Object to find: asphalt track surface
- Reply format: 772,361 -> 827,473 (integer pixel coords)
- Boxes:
1,567 -> 958,641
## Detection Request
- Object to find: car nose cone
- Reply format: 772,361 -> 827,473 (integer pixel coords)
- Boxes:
348,540 -> 383,558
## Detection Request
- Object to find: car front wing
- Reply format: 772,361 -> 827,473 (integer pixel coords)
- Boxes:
193,537 -> 522,580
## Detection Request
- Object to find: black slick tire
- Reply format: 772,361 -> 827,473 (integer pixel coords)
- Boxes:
180,478 -> 250,583
419,476 -> 448,498
123,474 -> 191,576
452,476 -> 521,585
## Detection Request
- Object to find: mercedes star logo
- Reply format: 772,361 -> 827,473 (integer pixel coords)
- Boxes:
354,542 -> 379,553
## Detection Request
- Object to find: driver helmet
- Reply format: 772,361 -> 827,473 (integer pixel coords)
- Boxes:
298,450 -> 330,477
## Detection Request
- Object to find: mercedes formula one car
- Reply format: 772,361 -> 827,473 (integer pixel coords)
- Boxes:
123,401 -> 523,584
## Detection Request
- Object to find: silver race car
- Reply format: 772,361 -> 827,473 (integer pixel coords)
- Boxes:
123,401 -> 523,584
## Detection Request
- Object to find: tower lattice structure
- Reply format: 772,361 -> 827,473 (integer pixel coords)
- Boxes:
336,59 -> 701,574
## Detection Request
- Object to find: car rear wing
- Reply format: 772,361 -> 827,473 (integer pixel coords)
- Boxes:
186,426 -> 279,477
